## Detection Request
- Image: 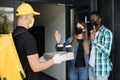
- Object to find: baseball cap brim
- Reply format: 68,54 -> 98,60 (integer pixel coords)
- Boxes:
33,11 -> 40,15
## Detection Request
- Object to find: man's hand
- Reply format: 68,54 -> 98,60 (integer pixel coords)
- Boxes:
90,26 -> 96,41
52,54 -> 66,64
39,56 -> 46,61
55,31 -> 61,44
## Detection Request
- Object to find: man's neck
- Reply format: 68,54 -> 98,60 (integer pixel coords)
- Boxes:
96,24 -> 102,32
17,21 -> 29,29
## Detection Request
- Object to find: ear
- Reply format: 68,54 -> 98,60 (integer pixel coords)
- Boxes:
27,15 -> 32,23
99,18 -> 102,23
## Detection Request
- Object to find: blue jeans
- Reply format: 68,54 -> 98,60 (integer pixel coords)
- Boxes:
67,64 -> 88,80
89,65 -> 109,80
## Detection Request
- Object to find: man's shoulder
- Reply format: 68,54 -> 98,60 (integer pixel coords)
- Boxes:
23,32 -> 35,41
101,25 -> 112,35
13,27 -> 27,35
13,28 -> 34,40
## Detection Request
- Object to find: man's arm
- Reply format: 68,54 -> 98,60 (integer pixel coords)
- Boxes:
93,30 -> 113,56
27,54 -> 54,72
27,53 -> 66,72
24,34 -> 66,72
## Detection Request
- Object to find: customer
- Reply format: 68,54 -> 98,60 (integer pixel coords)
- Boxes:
89,11 -> 113,80
55,21 -> 90,80
13,3 -> 66,80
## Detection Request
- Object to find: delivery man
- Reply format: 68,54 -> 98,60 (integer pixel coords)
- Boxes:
13,3 -> 66,80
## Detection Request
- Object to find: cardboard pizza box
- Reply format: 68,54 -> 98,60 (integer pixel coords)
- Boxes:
43,51 -> 74,61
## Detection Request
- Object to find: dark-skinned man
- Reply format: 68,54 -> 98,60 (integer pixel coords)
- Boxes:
89,11 -> 113,80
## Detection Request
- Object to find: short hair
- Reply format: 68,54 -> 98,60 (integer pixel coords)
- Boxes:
90,11 -> 102,18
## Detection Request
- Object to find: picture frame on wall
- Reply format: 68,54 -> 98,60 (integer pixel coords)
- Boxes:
0,7 -> 14,34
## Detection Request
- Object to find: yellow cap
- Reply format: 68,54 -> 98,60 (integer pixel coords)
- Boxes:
16,2 -> 40,16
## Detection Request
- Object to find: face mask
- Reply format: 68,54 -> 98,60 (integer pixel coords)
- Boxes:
29,18 -> 34,28
90,21 -> 98,27
74,27 -> 83,34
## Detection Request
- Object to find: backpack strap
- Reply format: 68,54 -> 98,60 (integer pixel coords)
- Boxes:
12,29 -> 28,74
13,29 -> 26,37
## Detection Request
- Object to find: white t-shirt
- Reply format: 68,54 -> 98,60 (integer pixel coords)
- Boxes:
89,31 -> 99,67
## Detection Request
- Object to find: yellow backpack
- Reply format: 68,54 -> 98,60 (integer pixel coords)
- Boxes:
0,34 -> 26,80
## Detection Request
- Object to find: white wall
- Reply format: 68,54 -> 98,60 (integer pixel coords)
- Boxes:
31,3 -> 66,80
31,3 -> 65,51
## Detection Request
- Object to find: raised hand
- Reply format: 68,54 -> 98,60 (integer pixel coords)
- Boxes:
90,26 -> 96,41
55,30 -> 61,44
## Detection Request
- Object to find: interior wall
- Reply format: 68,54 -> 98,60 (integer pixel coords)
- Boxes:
114,0 -> 120,79
30,3 -> 66,80
14,1 -> 23,27
0,0 -> 14,7
30,2 -> 66,51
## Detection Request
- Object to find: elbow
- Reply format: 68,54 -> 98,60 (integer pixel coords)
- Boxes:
30,63 -> 43,72
31,66 -> 40,72
30,63 -> 46,72
29,61 -> 46,72
106,51 -> 111,56
32,69 -> 39,73
104,50 -> 110,56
